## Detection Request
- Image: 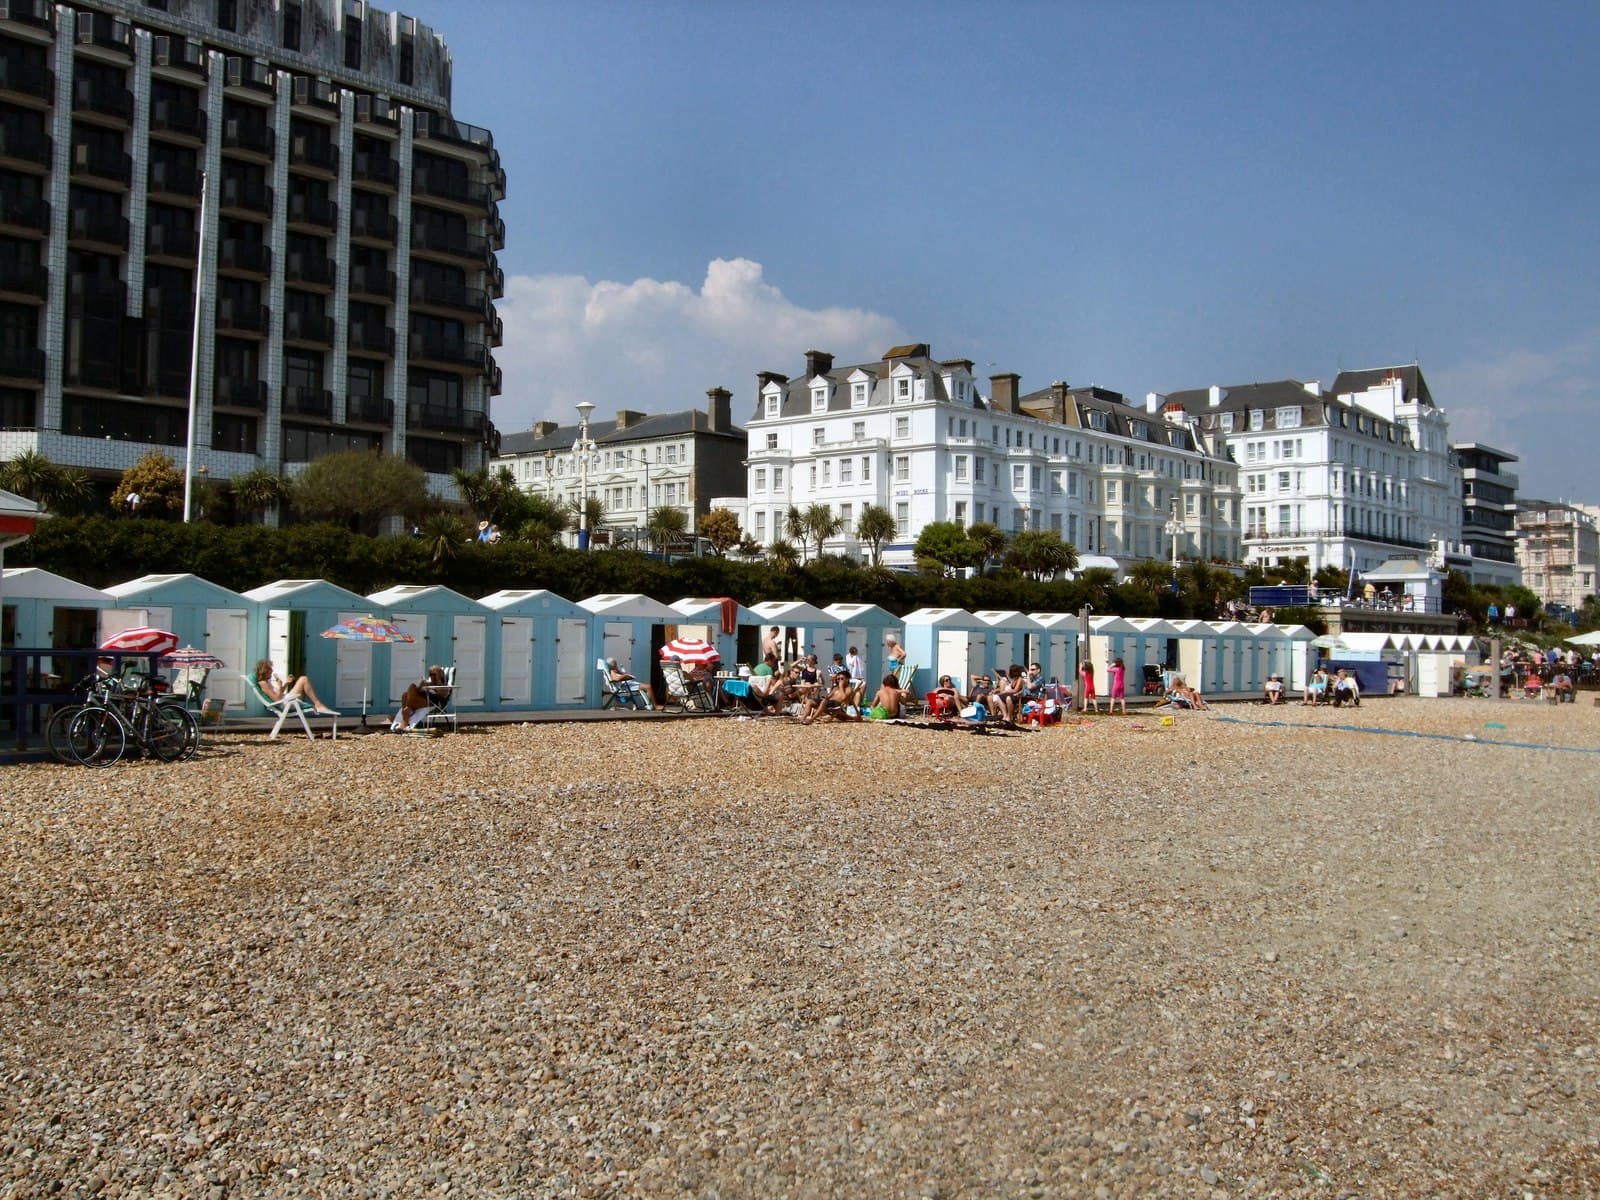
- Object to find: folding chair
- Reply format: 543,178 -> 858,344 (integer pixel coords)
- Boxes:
421,666 -> 457,732
895,662 -> 925,715
597,658 -> 647,710
661,663 -> 717,713
247,677 -> 337,741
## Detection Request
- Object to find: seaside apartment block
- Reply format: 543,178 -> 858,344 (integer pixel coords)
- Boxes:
1516,500 -> 1598,613
714,344 -> 1243,571
0,0 -> 504,509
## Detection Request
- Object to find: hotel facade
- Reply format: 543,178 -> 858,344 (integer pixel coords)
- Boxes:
0,0 -> 504,508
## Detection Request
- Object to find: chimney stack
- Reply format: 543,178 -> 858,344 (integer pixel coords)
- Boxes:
1304,379 -> 1322,397
990,372 -> 1021,414
1145,391 -> 1161,414
804,349 -> 834,379
532,419 -> 559,438
1208,385 -> 1224,408
706,386 -> 731,432
614,410 -> 643,430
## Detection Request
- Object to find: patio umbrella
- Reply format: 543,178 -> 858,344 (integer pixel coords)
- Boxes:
160,646 -> 227,669
1309,635 -> 1351,652
1564,630 -> 1600,646
99,626 -> 180,656
320,616 -> 415,643
660,636 -> 720,666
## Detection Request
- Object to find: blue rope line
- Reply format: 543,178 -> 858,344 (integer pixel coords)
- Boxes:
1210,714 -> 1600,756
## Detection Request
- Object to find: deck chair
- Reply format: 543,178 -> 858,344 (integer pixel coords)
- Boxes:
420,666 -> 457,731
895,662 -> 925,715
597,658 -> 647,710
661,662 -> 717,713
247,677 -> 337,741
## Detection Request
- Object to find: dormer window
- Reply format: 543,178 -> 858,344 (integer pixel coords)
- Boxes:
956,381 -> 967,402
811,386 -> 828,412
895,377 -> 910,401
851,382 -> 867,407
1248,409 -> 1264,431
1219,412 -> 1234,432
764,394 -> 779,419
1276,406 -> 1302,429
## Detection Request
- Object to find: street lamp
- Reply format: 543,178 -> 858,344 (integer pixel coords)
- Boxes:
574,401 -> 595,549
1165,499 -> 1182,574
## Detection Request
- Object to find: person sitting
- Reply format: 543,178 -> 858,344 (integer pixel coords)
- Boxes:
992,664 -> 1026,723
393,664 -> 448,731
926,674 -> 964,720
1022,663 -> 1047,700
868,673 -> 907,719
1330,668 -> 1360,708
764,662 -> 808,715
1168,675 -> 1209,710
968,673 -> 995,712
254,659 -> 337,715
607,658 -> 656,709
1262,675 -> 1285,705
1302,667 -> 1329,705
1522,670 -> 1543,699
1551,670 -> 1576,702
800,670 -> 862,724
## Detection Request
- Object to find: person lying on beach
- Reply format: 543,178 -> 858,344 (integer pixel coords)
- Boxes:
255,659 -> 337,715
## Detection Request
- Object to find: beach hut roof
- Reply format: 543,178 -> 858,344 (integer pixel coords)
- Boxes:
1124,616 -> 1185,636
1277,624 -> 1316,641
1204,621 -> 1249,635
1088,614 -> 1139,635
903,607 -> 979,626
1242,622 -> 1291,638
577,593 -> 680,620
479,588 -> 584,613
749,600 -> 838,625
671,597 -> 762,624
104,572 -> 247,604
1,566 -> 112,603
368,583 -> 481,607
242,578 -> 369,606
972,609 -> 1044,630
824,602 -> 900,623
1026,611 -> 1082,629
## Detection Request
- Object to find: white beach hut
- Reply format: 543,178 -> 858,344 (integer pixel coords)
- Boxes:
903,607 -> 987,696
823,603 -> 903,687
367,584 -> 492,714
748,600 -> 847,667
669,597 -> 764,667
104,573 -> 255,708
1027,612 -> 1082,691
971,610 -> 1045,677
243,579 -> 373,713
577,593 -> 680,705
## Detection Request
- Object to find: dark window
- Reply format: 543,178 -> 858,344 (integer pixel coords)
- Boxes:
407,368 -> 462,410
411,313 -> 465,348
398,34 -> 413,85
0,386 -> 36,428
348,357 -> 382,398
343,13 -> 362,69
282,0 -> 301,51
283,348 -> 322,391
0,300 -> 38,353
212,412 -> 256,453
62,395 -> 185,445
349,244 -> 387,272
406,437 -> 463,474
285,231 -> 326,261
413,205 -> 467,242
214,337 -> 258,380
218,276 -> 260,308
283,423 -> 381,463
216,0 -> 237,28
219,216 -> 263,246
411,258 -> 464,292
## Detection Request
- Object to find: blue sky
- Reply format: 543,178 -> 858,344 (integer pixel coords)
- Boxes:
400,0 -> 1599,501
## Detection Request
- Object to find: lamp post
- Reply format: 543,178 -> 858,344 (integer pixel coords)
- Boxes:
574,401 -> 595,550
1165,499 -> 1182,574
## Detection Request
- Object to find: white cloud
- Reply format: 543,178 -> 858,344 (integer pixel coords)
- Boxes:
489,258 -> 907,432
1432,332 -> 1600,502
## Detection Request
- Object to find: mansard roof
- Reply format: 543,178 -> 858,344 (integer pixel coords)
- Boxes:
753,345 -> 985,419
1331,364 -> 1434,407
500,408 -> 742,456
1016,384 -> 1208,454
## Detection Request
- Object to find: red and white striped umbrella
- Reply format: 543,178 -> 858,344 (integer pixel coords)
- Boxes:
99,626 -> 180,656
659,637 -> 720,666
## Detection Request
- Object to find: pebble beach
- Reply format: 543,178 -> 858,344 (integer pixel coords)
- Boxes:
3,698 -> 1598,1198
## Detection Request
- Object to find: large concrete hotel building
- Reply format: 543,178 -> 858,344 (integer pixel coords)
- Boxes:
0,0 -> 504,508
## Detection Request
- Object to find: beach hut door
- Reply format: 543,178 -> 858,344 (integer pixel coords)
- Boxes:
99,607 -> 168,643
602,621 -> 632,670
333,609 -> 372,708
992,632 -> 1015,671
498,617 -> 532,705
387,615 -> 426,703
453,615 -> 486,705
205,608 -> 249,707
809,626 -> 836,665
555,618 -> 587,704
937,630 -> 978,686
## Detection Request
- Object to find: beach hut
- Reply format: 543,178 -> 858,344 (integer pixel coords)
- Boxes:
1122,616 -> 1185,687
367,584 -> 492,714
243,579 -> 374,714
971,610 -> 1044,676
748,600 -> 847,667
1083,615 -> 1139,686
1027,612 -> 1081,690
577,593 -> 679,705
669,597 -> 763,667
1279,624 -> 1317,689
902,607 -> 987,697
103,573 -> 255,708
823,603 -> 903,687
1,567 -> 113,655
1243,623 -> 1295,690
1202,621 -> 1258,695
479,588 -> 591,710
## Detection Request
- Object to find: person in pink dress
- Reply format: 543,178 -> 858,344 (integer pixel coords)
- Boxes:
1079,660 -> 1100,713
1109,657 -> 1127,715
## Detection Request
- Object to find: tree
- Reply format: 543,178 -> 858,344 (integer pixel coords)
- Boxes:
1128,558 -> 1176,600
856,505 -> 896,567
514,494 -> 570,547
783,505 -> 807,560
1006,530 -> 1078,581
645,505 -> 689,553
968,521 -> 1008,575
800,502 -> 844,560
112,453 -> 184,518
0,452 -> 93,515
422,511 -> 469,566
1178,559 -> 1241,618
767,539 -> 801,571
698,508 -> 741,557
914,521 -> 980,576
736,534 -> 764,559
232,467 -> 290,523
291,451 -> 430,533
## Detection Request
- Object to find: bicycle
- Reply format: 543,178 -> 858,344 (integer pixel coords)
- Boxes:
63,671 -> 200,767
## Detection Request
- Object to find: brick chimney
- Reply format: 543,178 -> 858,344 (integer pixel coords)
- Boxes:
706,386 -> 731,432
615,410 -> 646,430
532,419 -> 559,438
990,372 -> 1021,414
804,350 -> 833,379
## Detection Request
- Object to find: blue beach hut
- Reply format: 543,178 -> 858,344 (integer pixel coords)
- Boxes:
823,603 -> 903,688
577,593 -> 679,705
479,588 -> 591,710
104,573 -> 255,709
367,584 -> 492,714
971,610 -> 1044,677
243,579 -> 374,714
902,607 -> 986,697
748,600 -> 847,667
1026,612 -> 1081,691
669,597 -> 764,667
2,567 -> 113,656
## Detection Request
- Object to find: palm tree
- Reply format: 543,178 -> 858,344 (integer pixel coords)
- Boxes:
569,495 -> 606,543
1128,558 -> 1176,601
856,505 -> 896,567
801,502 -> 844,560
451,466 -> 493,519
1006,530 -> 1078,581
784,505 -> 807,560
968,521 -> 1008,575
232,467 -> 289,523
768,539 -> 801,572
422,511 -> 469,566
645,505 -> 688,553
0,450 -> 87,512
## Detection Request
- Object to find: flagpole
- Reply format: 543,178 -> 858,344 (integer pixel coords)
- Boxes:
182,170 -> 209,523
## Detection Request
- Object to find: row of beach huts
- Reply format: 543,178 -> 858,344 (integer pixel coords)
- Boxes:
1,567 -> 1483,718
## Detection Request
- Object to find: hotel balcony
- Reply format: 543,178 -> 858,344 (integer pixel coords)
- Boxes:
347,395 -> 394,425
219,175 -> 272,215
284,252 -> 335,290
0,259 -> 46,301
411,168 -> 494,214
408,276 -> 489,320
352,150 -> 399,189
348,265 -> 396,301
151,36 -> 206,80
221,116 -> 274,159
212,376 -> 267,410
0,190 -> 47,232
289,134 -> 338,177
0,124 -> 51,170
70,141 -> 132,188
149,99 -> 206,142
217,238 -> 270,276
71,75 -> 133,123
214,299 -> 269,335
407,401 -> 486,436
409,336 -> 489,372
286,192 -> 337,233
348,320 -> 395,354
73,11 -> 131,56
283,310 -> 334,346
0,343 -> 45,381
282,386 -> 333,420
349,208 -> 397,243
147,159 -> 201,202
410,223 -> 490,265
0,55 -> 51,104
143,222 -> 197,261
67,207 -> 130,249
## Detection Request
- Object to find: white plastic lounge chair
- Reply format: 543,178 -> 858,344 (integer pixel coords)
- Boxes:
247,677 -> 337,741
421,666 -> 457,731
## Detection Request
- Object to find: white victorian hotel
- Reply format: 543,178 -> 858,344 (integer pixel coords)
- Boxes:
713,344 -> 1244,570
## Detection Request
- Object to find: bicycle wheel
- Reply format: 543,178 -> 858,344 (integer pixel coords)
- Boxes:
45,704 -> 85,764
67,706 -> 127,768
146,703 -> 199,763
